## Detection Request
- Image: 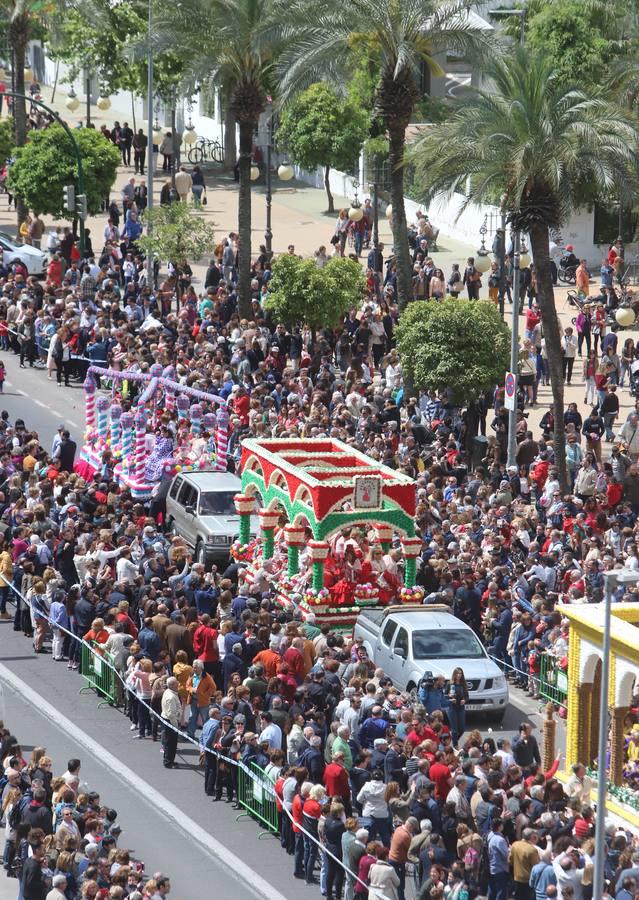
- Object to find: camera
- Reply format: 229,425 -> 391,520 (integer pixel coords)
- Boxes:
420,671 -> 434,689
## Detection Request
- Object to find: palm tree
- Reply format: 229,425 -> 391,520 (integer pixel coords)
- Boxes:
411,46 -> 639,488
278,0 -> 488,309
154,0 -> 279,319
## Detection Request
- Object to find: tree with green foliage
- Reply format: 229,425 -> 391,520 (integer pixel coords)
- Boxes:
279,0 -> 488,310
153,0 -> 284,320
411,47 -> 639,488
0,120 -> 15,170
137,202 -> 216,270
395,299 -> 510,404
48,0 -> 147,94
264,254 -> 365,332
525,2 -> 622,89
7,125 -> 120,218
278,83 -> 368,213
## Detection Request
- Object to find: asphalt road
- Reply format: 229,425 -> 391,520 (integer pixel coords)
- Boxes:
0,352 -> 86,448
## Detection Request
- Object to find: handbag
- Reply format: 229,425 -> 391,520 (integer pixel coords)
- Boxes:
202,195 -> 207,206
330,234 -> 339,245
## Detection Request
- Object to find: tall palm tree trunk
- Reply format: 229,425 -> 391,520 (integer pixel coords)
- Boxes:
388,122 -> 412,310
529,222 -> 568,491
237,118 -> 253,319
10,11 -> 29,227
223,81 -> 237,172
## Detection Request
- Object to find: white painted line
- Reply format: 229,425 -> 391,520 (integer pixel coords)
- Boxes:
34,400 -> 47,408
0,662 -> 288,900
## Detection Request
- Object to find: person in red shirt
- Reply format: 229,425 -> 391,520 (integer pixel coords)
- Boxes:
115,600 -> 138,639
276,663 -> 298,704
428,751 -> 453,803
406,718 -> 438,747
323,751 -> 351,813
282,637 -> 305,684
253,641 -> 281,679
192,614 -> 220,681
232,386 -> 250,426
292,782 -> 311,879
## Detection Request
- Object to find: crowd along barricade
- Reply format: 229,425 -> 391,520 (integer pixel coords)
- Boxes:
538,652 -> 568,710
79,640 -> 117,707
7,582 -> 394,900
236,761 -> 279,837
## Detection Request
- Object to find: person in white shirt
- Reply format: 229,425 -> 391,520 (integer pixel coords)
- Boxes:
116,549 -> 139,585
561,326 -> 578,384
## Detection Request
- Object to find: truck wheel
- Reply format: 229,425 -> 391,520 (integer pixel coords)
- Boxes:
406,682 -> 418,701
166,518 -> 177,536
196,542 -> 207,565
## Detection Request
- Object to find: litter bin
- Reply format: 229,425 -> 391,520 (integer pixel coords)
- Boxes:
471,435 -> 488,471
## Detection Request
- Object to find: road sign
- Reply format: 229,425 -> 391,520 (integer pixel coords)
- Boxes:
504,371 -> 516,411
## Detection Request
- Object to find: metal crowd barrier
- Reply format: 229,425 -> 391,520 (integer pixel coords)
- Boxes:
79,641 -> 117,707
538,652 -> 568,709
236,762 -> 279,837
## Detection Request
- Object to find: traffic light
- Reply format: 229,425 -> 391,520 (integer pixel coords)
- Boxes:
76,194 -> 88,220
63,184 -> 75,214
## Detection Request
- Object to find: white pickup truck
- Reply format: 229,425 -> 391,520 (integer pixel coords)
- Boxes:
353,605 -> 509,723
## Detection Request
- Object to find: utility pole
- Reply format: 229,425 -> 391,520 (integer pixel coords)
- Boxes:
497,208 -> 506,320
146,0 -> 154,287
506,231 -> 520,470
265,109 -> 273,255
170,95 -> 177,191
85,68 -> 91,127
372,154 -> 379,256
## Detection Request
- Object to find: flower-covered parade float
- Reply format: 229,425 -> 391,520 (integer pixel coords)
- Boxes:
235,438 -> 421,629
76,365 -> 229,498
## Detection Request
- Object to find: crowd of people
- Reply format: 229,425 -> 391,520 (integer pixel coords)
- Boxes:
1,140 -> 639,899
0,727 -> 172,899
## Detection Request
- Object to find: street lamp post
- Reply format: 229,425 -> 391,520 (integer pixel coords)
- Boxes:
371,154 -> 379,256
506,230 -> 521,470
497,207 -> 506,320
5,90 -> 86,255
593,568 -> 639,899
85,69 -> 91,128
146,0 -> 154,287
265,109 -> 273,255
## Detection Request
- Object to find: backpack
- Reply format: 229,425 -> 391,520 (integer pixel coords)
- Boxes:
8,800 -> 22,830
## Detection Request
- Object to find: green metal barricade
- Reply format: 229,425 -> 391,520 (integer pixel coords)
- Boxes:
538,653 -> 568,709
236,761 -> 279,837
79,641 -> 117,707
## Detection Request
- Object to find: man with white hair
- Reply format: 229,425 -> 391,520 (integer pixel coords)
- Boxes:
345,827 -> 369,900
161,676 -> 181,769
46,874 -> 68,900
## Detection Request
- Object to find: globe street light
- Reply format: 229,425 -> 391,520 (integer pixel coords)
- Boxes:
65,88 -> 80,112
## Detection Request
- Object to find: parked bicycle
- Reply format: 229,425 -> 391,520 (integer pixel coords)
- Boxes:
187,137 -> 224,165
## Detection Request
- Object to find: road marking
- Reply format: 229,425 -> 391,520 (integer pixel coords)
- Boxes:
34,400 -> 47,408
0,662 -> 288,900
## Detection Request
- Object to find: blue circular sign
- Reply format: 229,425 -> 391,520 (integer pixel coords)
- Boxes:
505,373 -> 515,396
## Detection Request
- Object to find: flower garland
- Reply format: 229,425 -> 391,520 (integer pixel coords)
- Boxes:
303,587 -> 330,606
230,540 -> 254,562
399,586 -> 425,604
